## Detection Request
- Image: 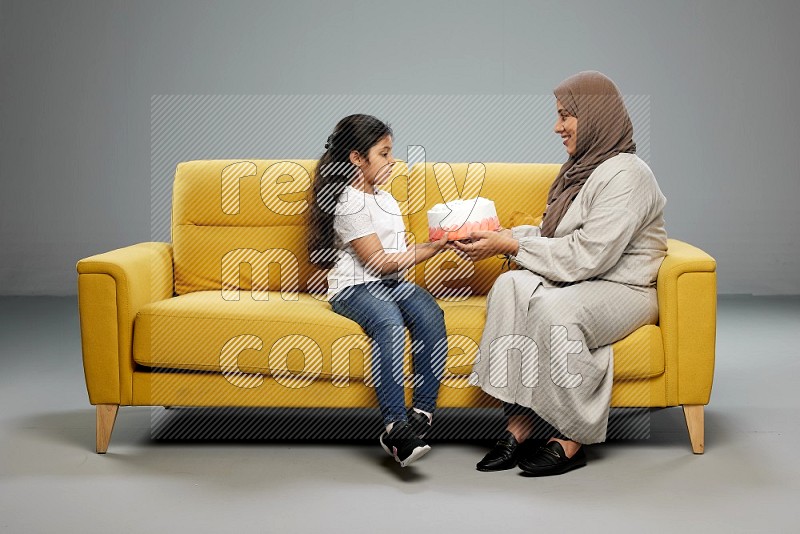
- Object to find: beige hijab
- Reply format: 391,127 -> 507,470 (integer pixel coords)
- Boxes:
539,71 -> 636,238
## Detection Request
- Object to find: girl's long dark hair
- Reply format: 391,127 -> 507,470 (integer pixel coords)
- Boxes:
307,114 -> 393,269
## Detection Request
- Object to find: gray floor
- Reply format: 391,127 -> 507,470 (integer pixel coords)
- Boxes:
1,295 -> 798,533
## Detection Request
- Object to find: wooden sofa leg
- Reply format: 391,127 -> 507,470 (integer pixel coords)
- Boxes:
96,404 -> 119,454
682,404 -> 704,454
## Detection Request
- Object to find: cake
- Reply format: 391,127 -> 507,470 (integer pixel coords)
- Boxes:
427,197 -> 500,241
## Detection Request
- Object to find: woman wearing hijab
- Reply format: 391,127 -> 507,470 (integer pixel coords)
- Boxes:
452,71 -> 668,476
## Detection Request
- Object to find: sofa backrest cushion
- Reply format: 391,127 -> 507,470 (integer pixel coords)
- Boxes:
171,159 -> 560,297
171,159 -> 410,296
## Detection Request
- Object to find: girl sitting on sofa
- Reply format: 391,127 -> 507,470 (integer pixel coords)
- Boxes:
307,114 -> 449,467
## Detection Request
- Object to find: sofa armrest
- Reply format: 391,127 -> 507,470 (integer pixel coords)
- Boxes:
76,242 -> 174,405
656,238 -> 717,406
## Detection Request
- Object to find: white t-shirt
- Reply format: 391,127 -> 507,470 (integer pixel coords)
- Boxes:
327,185 -> 408,299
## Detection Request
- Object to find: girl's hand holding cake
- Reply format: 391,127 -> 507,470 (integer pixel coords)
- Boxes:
426,235 -> 449,251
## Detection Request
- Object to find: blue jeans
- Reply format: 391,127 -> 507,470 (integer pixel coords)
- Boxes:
330,279 -> 448,426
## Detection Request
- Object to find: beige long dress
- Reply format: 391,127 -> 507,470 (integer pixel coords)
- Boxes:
471,153 -> 668,444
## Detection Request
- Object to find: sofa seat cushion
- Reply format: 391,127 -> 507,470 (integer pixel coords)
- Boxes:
610,324 -> 665,379
134,291 -> 358,379
435,300 -> 666,381
132,291 -> 663,382
133,291 -> 488,382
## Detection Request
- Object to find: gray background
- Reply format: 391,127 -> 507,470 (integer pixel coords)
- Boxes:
1,0 -> 798,295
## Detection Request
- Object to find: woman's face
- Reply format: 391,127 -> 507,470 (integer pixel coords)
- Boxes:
553,99 -> 578,156
354,134 -> 395,188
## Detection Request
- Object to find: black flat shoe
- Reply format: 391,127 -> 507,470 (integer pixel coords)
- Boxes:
518,440 -> 587,476
476,431 -> 519,471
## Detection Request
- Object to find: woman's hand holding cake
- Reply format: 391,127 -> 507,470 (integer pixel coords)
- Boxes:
450,228 -> 519,261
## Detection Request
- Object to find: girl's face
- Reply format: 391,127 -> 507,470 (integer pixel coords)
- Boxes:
351,135 -> 395,189
553,99 -> 578,156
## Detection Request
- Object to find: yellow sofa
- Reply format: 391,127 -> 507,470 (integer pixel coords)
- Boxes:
76,159 -> 717,454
